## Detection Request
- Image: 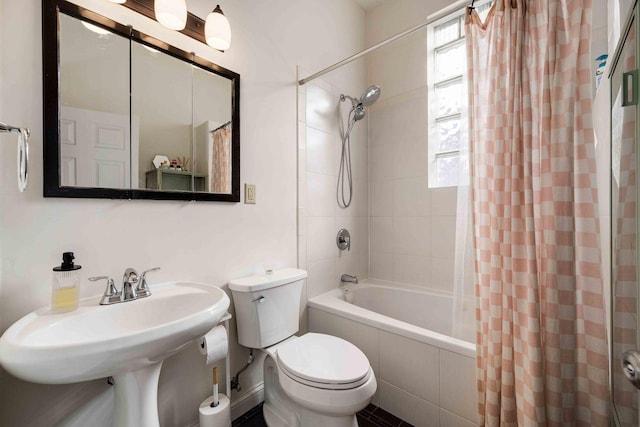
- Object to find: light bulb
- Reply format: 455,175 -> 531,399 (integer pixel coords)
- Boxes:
154,0 -> 187,31
107,0 -> 127,4
205,5 -> 231,50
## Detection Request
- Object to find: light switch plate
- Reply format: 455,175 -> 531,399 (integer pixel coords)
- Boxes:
245,184 -> 256,204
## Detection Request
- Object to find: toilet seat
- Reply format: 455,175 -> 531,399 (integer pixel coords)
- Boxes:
276,333 -> 371,390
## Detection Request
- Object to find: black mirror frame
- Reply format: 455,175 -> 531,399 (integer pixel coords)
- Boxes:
42,0 -> 241,202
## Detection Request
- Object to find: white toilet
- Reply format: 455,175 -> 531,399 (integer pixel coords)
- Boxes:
229,268 -> 376,427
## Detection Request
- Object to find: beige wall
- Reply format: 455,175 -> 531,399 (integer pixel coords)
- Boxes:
0,0 -> 365,425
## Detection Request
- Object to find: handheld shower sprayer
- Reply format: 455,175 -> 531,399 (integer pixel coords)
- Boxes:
339,85 -> 381,121
337,85 -> 381,208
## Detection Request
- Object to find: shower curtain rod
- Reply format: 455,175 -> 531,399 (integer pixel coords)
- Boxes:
210,121 -> 231,133
297,0 -> 469,86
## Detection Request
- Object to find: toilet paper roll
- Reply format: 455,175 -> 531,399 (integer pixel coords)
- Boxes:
199,325 -> 228,365
199,394 -> 231,427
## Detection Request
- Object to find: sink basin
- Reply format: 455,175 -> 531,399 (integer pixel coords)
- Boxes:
0,281 -> 230,426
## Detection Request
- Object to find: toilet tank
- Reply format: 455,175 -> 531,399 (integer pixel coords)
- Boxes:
229,268 -> 307,348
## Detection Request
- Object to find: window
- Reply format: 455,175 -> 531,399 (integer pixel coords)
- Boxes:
427,2 -> 491,188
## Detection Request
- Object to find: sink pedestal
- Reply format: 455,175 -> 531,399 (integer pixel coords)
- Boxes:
113,362 -> 163,427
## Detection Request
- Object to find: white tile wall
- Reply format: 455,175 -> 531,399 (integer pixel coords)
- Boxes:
430,216 -> 457,260
307,216 -> 337,262
392,253 -> 429,286
370,179 -> 393,217
370,217 -> 393,254
392,178 -> 430,217
367,86 -> 460,294
392,217 -> 429,256
306,172 -> 335,217
379,331 -> 439,403
306,85 -> 336,133
377,380 -> 440,427
439,350 -> 478,424
306,127 -> 336,176
393,139 -> 428,180
440,409 -> 477,427
431,187 -> 458,216
370,143 -> 394,182
299,78 -> 369,304
306,258 -> 336,299
369,251 -> 393,281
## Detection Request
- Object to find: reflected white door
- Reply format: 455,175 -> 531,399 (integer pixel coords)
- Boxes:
60,106 -> 138,188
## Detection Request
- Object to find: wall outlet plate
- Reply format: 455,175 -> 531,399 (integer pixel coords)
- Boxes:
245,184 -> 256,204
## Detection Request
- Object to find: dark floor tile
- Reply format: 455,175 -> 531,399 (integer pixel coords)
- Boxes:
363,403 -> 378,413
233,402 -> 413,427
232,403 -> 266,427
357,413 -> 381,427
371,406 -> 406,426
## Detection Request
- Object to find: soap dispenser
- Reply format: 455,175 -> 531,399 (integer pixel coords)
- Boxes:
52,252 -> 81,313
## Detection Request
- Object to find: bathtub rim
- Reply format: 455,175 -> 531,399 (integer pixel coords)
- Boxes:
308,283 -> 476,359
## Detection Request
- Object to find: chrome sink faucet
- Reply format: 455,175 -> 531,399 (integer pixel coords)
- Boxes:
122,268 -> 139,301
90,267 -> 160,305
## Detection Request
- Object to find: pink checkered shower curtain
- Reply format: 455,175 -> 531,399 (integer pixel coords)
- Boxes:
465,0 -> 609,425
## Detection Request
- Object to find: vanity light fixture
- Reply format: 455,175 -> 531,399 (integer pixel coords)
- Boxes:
154,0 -> 187,31
106,0 -> 231,52
205,5 -> 231,50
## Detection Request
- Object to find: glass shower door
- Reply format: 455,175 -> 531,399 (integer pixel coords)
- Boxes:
611,1 -> 640,425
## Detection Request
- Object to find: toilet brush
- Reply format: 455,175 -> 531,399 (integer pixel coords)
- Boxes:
211,367 -> 219,407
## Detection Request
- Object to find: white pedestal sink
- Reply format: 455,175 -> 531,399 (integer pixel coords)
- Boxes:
0,281 -> 230,427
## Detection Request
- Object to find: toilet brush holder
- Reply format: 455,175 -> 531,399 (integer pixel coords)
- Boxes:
199,393 -> 230,427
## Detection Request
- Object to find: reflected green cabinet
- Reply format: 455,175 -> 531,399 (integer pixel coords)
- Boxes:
145,169 -> 207,192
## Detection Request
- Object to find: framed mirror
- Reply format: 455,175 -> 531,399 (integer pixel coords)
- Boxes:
43,0 -> 240,202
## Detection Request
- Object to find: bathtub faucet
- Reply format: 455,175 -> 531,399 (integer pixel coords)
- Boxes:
340,274 -> 358,285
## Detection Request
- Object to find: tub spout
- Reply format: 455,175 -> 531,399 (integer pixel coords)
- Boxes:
341,274 -> 358,284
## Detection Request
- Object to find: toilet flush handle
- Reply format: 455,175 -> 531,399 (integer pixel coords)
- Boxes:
252,296 -> 265,303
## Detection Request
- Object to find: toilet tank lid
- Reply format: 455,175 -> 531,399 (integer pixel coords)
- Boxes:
229,268 -> 307,292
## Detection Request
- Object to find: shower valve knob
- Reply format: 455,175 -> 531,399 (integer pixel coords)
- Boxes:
337,229 -> 351,251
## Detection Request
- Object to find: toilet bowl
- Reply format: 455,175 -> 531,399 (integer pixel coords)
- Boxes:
262,334 -> 376,427
229,268 -> 377,427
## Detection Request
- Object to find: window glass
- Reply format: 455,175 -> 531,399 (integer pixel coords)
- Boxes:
434,41 -> 465,81
436,154 -> 460,187
435,79 -> 463,116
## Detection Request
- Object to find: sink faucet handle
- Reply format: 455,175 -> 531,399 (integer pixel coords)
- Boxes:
141,267 -> 161,276
89,276 -> 121,305
137,267 -> 160,298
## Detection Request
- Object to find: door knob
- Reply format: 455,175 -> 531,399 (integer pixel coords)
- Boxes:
621,350 -> 640,389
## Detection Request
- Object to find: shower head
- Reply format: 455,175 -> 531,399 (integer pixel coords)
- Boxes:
340,85 -> 382,109
359,85 -> 381,107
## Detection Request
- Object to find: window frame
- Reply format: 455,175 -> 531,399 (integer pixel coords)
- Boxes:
427,2 -> 492,188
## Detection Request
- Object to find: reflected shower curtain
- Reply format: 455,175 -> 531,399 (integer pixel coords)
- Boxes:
611,22 -> 638,425
211,123 -> 232,193
466,0 -> 609,425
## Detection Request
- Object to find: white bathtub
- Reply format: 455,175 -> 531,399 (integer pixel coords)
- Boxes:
308,281 -> 478,427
